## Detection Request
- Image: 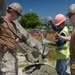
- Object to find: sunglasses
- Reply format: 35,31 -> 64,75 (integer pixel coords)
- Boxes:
14,11 -> 20,17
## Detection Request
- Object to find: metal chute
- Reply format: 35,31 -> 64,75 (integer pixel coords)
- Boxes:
14,20 -> 51,63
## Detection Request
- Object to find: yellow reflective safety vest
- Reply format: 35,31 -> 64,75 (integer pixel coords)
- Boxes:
56,26 -> 70,59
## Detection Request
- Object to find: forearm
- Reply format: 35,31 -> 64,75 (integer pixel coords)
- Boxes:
49,41 -> 57,46
59,36 -> 71,41
42,38 -> 57,46
56,32 -> 71,41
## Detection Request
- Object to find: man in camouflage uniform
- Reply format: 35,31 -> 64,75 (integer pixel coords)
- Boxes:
66,4 -> 75,75
0,2 -> 22,75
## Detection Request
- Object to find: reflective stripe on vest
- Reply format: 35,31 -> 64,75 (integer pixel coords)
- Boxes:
56,46 -> 69,50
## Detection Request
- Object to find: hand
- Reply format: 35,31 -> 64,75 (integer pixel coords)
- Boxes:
42,39 -> 50,44
15,38 -> 20,44
55,32 -> 61,39
55,32 -> 60,36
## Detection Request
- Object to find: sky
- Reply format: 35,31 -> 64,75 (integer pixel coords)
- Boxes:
6,0 -> 75,19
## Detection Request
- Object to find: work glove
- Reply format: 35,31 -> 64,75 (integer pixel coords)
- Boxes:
42,39 -> 50,45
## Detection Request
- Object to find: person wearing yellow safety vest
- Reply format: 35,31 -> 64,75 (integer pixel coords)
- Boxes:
42,14 -> 70,75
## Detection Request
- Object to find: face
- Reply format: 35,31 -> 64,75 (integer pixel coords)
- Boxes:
11,11 -> 20,20
58,22 -> 64,31
58,23 -> 62,29
14,11 -> 20,17
69,13 -> 75,24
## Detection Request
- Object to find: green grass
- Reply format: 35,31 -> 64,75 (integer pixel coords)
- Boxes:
47,49 -> 56,59
38,38 -> 57,60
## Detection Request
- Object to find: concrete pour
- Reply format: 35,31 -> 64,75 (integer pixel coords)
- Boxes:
18,53 -> 71,75
22,64 -> 58,75
18,53 -> 58,75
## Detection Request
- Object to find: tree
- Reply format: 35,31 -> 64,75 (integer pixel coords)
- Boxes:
19,12 -> 41,28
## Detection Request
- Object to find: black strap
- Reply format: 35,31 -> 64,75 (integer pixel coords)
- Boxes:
0,17 -> 5,24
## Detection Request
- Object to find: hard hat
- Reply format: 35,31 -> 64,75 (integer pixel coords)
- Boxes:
66,4 -> 75,16
54,14 -> 66,26
8,2 -> 22,16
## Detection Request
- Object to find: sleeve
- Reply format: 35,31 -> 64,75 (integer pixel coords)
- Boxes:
56,33 -> 66,46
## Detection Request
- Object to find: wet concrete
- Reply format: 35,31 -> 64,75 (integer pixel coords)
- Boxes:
22,64 -> 58,75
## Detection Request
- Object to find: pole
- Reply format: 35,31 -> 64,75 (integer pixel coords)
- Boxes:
0,0 -> 6,16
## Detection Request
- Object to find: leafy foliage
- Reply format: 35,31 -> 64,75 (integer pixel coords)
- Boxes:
19,12 -> 41,28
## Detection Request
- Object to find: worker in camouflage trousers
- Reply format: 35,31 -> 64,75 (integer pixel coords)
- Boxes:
0,2 -> 22,75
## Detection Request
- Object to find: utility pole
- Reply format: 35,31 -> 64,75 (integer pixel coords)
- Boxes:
0,0 -> 6,16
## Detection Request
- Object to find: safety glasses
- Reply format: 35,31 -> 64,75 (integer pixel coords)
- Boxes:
8,7 -> 20,17
14,11 -> 20,17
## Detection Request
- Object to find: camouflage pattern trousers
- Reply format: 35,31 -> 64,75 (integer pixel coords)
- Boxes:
0,51 -> 18,75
